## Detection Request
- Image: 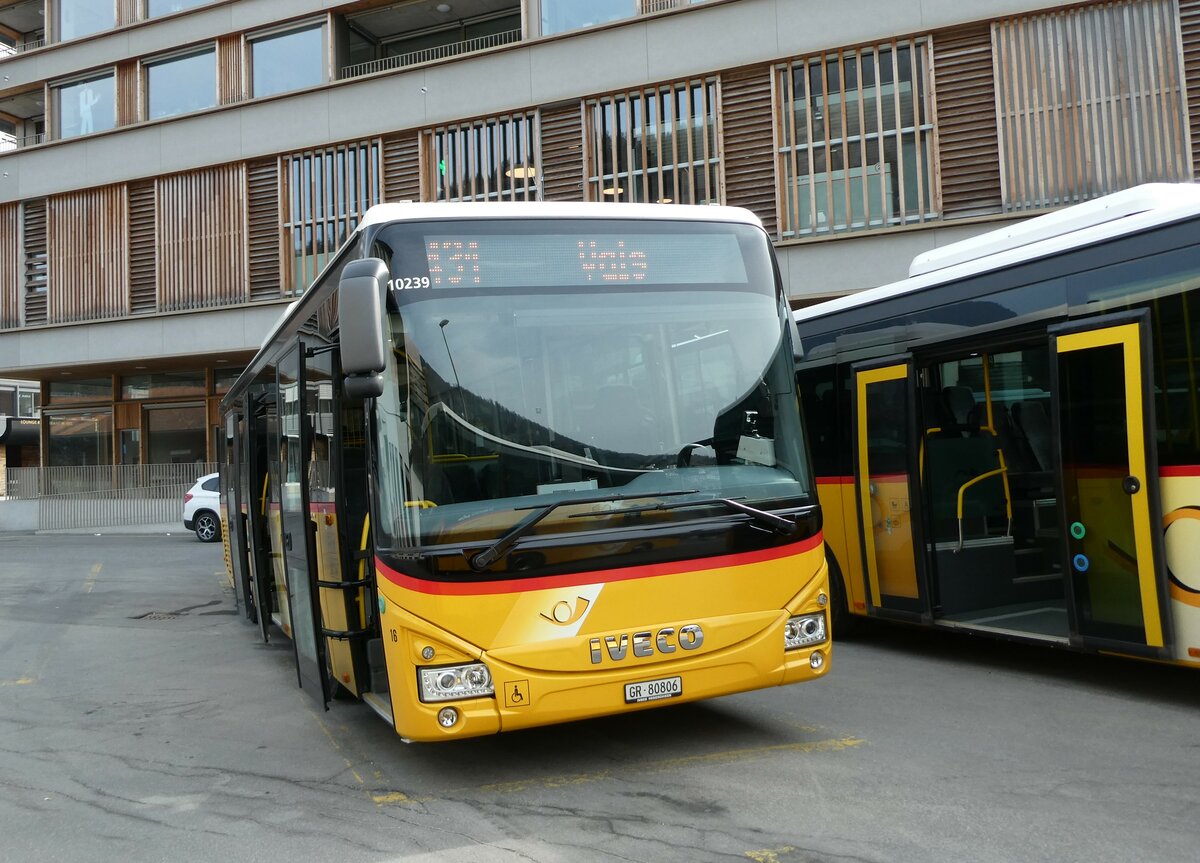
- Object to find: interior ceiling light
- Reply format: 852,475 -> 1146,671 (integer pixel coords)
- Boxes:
436,3 -> 451,12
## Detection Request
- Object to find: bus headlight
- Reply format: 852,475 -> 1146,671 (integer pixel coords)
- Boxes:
784,613 -> 827,650
417,663 -> 494,702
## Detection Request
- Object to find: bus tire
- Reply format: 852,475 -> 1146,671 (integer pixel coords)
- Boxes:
825,545 -> 857,637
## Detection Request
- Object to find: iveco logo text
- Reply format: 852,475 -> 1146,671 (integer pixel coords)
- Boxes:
589,625 -> 704,664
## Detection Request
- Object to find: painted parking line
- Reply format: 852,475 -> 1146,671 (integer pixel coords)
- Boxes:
83,562 -> 102,593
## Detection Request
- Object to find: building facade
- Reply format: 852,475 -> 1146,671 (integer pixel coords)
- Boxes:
1,0 -> 1198,468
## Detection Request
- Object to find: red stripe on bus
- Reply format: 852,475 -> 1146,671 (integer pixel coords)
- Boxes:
816,476 -> 855,485
376,532 -> 824,596
1161,465 -> 1200,477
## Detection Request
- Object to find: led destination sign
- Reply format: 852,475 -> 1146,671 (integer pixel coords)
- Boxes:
411,232 -> 749,289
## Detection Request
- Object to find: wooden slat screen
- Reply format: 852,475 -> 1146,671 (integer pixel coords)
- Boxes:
776,40 -> 937,238
116,60 -> 139,126
48,187 -> 129,323
424,112 -> 540,201
283,140 -> 381,293
23,199 -> 47,325
994,0 -> 1189,212
247,157 -> 282,301
157,165 -> 247,311
720,66 -> 777,235
217,35 -> 244,106
382,132 -> 421,202
116,0 -> 139,27
128,180 -> 157,314
585,78 -> 720,204
1180,0 -> 1200,173
932,25 -> 1002,218
539,102 -> 585,201
0,204 -> 18,328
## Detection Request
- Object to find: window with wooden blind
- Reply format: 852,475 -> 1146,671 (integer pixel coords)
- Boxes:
426,112 -> 540,202
994,0 -> 1190,213
776,40 -> 936,238
585,78 -> 720,205
282,140 -> 381,294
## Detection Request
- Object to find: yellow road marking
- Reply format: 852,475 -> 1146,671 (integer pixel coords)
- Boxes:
83,562 -> 101,594
0,677 -> 35,686
371,791 -> 411,804
745,847 -> 795,863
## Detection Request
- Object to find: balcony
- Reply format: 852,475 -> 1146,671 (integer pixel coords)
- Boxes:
340,1 -> 521,80
0,0 -> 45,54
0,88 -> 44,152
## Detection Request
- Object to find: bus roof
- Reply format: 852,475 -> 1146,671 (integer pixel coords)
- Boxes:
358,200 -> 764,229
793,182 -> 1200,325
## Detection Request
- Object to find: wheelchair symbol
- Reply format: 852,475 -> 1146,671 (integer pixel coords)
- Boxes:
505,679 -> 530,708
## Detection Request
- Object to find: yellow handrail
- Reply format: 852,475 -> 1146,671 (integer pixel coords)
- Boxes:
956,466 -> 1011,552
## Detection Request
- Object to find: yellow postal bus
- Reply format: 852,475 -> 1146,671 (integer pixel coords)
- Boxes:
794,183 -> 1200,669
219,202 -> 831,741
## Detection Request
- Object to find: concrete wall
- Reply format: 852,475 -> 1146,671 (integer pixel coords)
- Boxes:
0,0 -> 1090,204
0,499 -> 38,531
0,302 -> 288,377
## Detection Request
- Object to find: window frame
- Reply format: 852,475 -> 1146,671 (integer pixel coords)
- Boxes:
141,43 -> 218,122
584,76 -> 722,206
424,110 -> 542,202
246,20 -> 328,100
51,67 -> 118,140
775,38 -> 938,239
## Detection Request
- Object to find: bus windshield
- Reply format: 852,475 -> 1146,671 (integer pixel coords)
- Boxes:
368,218 -> 810,551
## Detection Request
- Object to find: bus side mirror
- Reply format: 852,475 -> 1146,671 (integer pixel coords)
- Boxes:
338,258 -> 390,400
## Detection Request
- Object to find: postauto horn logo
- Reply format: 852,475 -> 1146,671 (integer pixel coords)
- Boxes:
589,625 -> 704,664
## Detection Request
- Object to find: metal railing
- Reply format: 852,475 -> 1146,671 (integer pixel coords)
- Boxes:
0,132 -> 44,152
3,463 -> 217,531
341,28 -> 522,79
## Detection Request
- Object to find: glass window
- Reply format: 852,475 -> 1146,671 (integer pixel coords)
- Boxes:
586,78 -> 719,205
119,428 -> 141,465
147,0 -> 212,17
55,73 -> 116,138
48,410 -> 112,466
283,140 -> 380,292
121,371 -> 206,400
49,378 -> 112,405
429,112 -> 539,202
368,218 -> 809,552
57,0 -> 114,42
214,367 -> 244,395
146,48 -> 216,120
777,40 -> 936,237
251,25 -> 325,98
995,0 -> 1187,212
18,389 -> 40,417
540,0 -> 632,36
146,404 -> 207,464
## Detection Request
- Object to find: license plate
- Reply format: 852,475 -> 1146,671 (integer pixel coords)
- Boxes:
624,675 -> 682,704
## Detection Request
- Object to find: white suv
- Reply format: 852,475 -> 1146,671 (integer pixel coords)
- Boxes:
183,473 -> 222,543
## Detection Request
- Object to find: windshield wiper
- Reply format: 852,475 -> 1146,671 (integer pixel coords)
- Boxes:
605,496 -> 798,536
468,489 -> 698,572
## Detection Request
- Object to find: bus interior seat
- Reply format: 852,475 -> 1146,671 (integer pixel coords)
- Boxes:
941,384 -> 979,434
1013,401 -> 1053,472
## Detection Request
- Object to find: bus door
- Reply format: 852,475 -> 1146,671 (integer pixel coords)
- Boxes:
246,391 -> 277,642
852,358 -> 928,619
1051,313 -> 1170,656
279,345 -> 332,705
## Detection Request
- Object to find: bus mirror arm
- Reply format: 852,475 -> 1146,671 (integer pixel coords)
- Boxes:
338,257 -> 390,400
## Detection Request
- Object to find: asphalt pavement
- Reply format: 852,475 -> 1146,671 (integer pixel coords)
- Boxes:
0,534 -> 1197,863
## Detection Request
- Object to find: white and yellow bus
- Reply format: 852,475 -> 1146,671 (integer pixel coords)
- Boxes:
219,201 -> 831,741
794,183 -> 1200,668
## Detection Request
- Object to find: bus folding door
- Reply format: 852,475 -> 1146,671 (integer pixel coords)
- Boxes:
852,358 -> 927,618
1051,313 -> 1171,656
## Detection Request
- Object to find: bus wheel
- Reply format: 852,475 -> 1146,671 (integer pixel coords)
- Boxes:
825,546 -> 857,637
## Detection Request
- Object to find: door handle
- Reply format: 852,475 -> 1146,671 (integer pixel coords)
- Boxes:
285,532 -> 293,551
1121,476 -> 1141,495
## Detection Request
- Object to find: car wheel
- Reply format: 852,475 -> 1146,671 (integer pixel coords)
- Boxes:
194,511 -> 220,543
